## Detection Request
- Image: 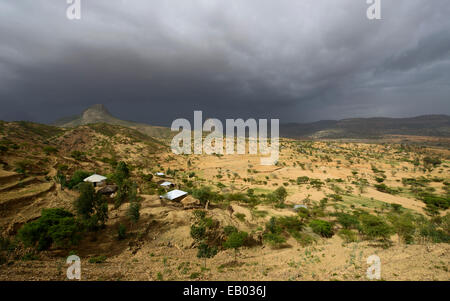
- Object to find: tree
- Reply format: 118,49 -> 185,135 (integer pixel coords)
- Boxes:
192,186 -> 214,206
336,213 -> 360,230
389,213 -> 415,244
197,243 -> 217,268
18,209 -> 82,251
223,231 -> 248,262
66,170 -> 91,189
114,161 -> 130,185
309,219 -> 334,238
114,179 -> 138,208
274,187 -> 287,205
360,214 -> 392,241
74,182 -> 108,230
127,201 -> 141,224
117,224 -> 127,240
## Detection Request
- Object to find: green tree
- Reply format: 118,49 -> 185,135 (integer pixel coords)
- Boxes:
114,161 -> 130,185
274,187 -> 288,206
18,209 -> 82,251
74,182 -> 108,230
196,243 -> 217,268
360,214 -> 392,241
309,219 -> 334,238
192,186 -> 214,206
223,231 -> 248,261
127,201 -> 141,224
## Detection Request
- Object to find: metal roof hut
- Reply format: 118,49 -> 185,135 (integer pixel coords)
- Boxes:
155,172 -> 165,177
160,189 -> 188,202
83,174 -> 107,187
160,181 -> 175,188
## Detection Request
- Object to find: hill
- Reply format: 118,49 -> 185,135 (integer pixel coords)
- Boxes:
280,115 -> 450,139
53,104 -> 173,140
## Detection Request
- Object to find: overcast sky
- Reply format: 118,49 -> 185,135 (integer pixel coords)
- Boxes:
0,0 -> 449,125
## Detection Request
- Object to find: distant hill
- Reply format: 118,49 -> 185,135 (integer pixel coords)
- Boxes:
53,104 -> 450,140
53,104 -> 173,140
280,115 -> 450,139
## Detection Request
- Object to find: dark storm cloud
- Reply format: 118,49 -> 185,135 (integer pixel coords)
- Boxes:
0,0 -> 449,125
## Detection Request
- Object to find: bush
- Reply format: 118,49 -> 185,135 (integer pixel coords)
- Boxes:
196,243 -> 217,268
309,220 -> 334,238
115,179 -> 138,208
262,232 -> 286,246
71,151 -> 86,161
66,170 -> 91,189
235,213 -> 246,222
113,161 -> 130,185
127,202 -> 141,223
338,229 -> 358,243
389,213 -> 416,244
360,214 -> 392,241
291,232 -> 315,246
224,225 -> 238,236
74,182 -> 108,230
190,225 -> 206,241
423,156 -> 441,167
192,186 -> 215,205
117,224 -> 127,240
43,146 -> 58,155
296,176 -> 309,184
14,160 -> 32,174
336,213 -> 360,230
18,209 -> 82,251
223,231 -> 248,261
89,255 -> 107,264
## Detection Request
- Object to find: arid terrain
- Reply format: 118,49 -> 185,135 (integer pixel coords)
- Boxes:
0,117 -> 449,281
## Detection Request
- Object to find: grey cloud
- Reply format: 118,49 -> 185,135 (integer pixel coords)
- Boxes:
0,0 -> 449,125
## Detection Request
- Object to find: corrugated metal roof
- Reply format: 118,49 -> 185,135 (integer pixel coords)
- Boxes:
160,181 -> 173,187
83,174 -> 107,183
164,189 -> 187,200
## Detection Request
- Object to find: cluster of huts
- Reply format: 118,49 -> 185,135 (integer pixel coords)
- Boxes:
82,171 -> 190,203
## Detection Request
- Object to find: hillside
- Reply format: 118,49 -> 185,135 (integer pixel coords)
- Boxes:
53,104 -> 173,140
0,118 -> 449,280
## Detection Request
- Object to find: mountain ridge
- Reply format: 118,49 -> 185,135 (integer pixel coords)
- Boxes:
52,104 -> 450,139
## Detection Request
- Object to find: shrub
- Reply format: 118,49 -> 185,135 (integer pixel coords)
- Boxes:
70,150 -> 86,161
309,220 -> 334,238
14,160 -> 32,174
296,176 -> 310,184
235,213 -> 246,222
196,243 -> 217,268
18,208 -> 82,251
115,179 -> 138,208
192,186 -> 214,206
190,225 -> 206,241
262,232 -> 286,246
336,213 -> 360,230
338,229 -> 358,243
423,156 -> 441,167
291,232 -> 315,246
89,255 -> 107,264
127,202 -> 141,223
389,213 -> 416,244
142,174 -> 153,182
66,170 -> 91,189
359,214 -> 392,241
223,231 -> 248,261
113,161 -> 130,185
224,225 -> 238,236
74,182 -> 108,230
43,146 -> 58,155
117,224 -> 127,240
